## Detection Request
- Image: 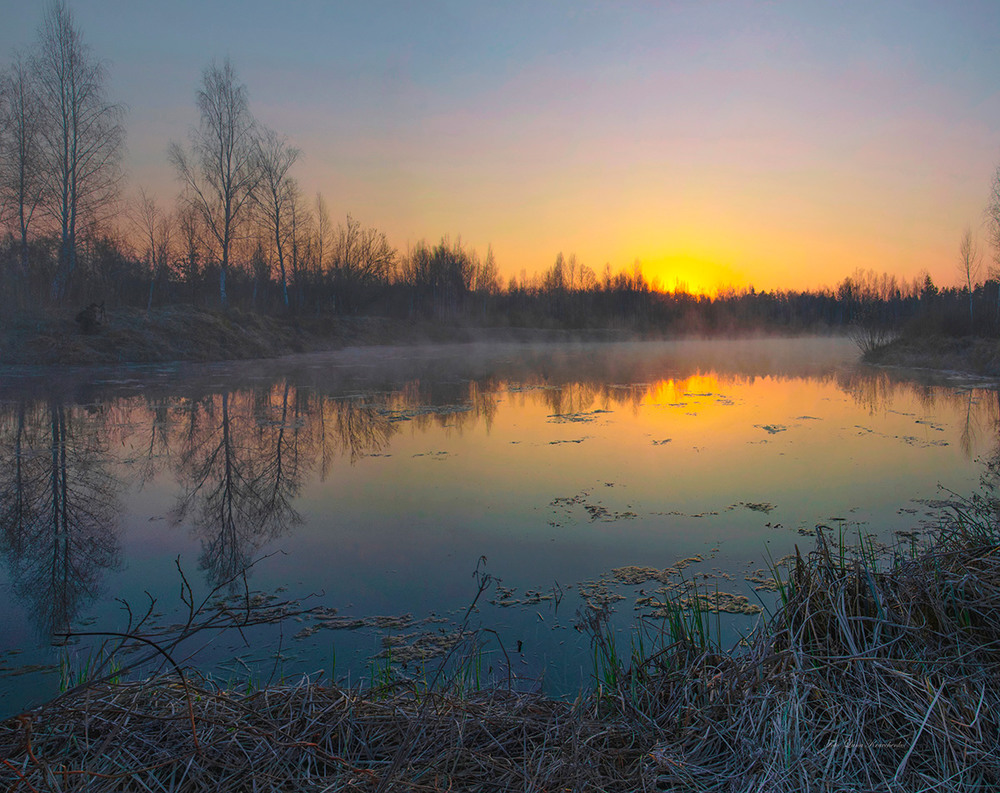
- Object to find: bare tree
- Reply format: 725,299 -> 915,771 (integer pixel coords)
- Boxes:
253,125 -> 299,309
986,164 -> 1000,328
130,188 -> 174,311
289,186 -> 319,308
0,55 -> 49,297
33,1 -> 125,302
330,214 -> 396,310
176,202 -> 204,294
169,58 -> 259,308
473,244 -> 500,295
314,191 -> 331,275
958,225 -> 981,333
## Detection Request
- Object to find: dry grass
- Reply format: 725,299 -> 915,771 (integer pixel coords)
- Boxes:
4,505 -> 1000,791
0,305 -> 633,366
0,677 -> 646,792
636,523 -> 1000,791
0,306 -> 411,366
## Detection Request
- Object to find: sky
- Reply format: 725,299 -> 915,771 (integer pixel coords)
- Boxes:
3,0 -> 1000,293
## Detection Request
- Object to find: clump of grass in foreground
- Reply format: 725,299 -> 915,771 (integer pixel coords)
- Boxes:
4,507 -> 1000,792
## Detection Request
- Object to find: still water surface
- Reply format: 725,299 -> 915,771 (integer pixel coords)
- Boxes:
1,337 -> 996,715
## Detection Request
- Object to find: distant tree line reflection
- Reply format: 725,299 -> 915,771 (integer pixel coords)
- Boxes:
0,364 -> 997,637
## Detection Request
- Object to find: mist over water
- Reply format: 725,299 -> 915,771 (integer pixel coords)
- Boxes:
0,337 -> 996,714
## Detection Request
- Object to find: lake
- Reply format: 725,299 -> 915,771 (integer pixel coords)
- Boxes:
1,336 -> 996,716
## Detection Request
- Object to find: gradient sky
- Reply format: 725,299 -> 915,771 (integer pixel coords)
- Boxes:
4,1 -> 1000,293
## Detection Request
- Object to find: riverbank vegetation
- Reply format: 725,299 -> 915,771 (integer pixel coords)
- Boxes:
863,335 -> 1000,376
3,475 -> 999,791
856,279 -> 1000,375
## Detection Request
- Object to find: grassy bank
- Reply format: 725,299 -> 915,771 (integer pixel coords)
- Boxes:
2,492 -> 999,791
0,306 -> 635,366
863,335 -> 1000,377
0,306 -> 390,366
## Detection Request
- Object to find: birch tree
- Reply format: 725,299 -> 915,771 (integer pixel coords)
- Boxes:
0,55 -> 48,295
314,192 -> 331,276
169,58 -> 259,308
253,125 -> 298,309
958,225 -> 981,333
986,164 -> 1000,328
33,1 -> 125,301
131,189 -> 173,311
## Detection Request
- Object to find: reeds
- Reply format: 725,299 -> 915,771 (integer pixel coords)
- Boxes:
638,512 -> 1000,792
4,505 -> 1000,791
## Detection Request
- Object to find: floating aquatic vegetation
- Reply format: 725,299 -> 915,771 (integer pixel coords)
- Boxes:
584,504 -> 636,522
610,555 -> 707,588
642,590 -> 762,616
550,491 -> 590,508
380,404 -> 473,422
549,488 -> 637,525
487,585 -> 554,609
611,566 -> 663,586
670,555 -> 705,571
578,579 -> 626,610
293,612 -> 415,641
377,629 -> 469,665
899,435 -> 948,448
855,423 -> 951,449
745,569 -> 781,591
546,409 -> 612,424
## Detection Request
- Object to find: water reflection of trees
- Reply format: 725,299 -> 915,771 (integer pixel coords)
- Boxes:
836,369 -> 931,416
133,397 -> 176,484
171,384 -> 308,588
5,354 -> 995,611
835,368 -> 999,459
0,400 -> 121,635
317,396 -> 396,472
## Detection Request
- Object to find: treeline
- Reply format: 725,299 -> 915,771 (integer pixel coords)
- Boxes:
2,3 -> 999,338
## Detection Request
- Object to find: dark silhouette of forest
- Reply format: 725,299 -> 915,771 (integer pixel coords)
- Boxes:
3,3 -> 1000,342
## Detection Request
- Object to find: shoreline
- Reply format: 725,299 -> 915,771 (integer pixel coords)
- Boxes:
0,305 -> 640,367
2,510 -> 997,791
863,335 -> 1000,377
0,305 -> 849,368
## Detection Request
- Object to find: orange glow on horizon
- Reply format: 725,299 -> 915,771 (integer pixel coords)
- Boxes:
640,252 -> 750,297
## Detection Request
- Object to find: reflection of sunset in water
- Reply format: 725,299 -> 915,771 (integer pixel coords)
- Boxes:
0,339 -> 998,713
